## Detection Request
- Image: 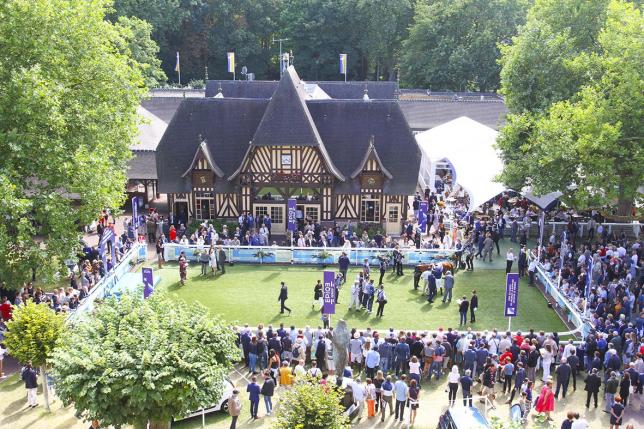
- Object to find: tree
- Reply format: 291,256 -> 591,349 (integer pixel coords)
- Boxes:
497,0 -> 643,214
4,301 -> 66,412
115,16 -> 167,88
272,378 -> 350,429
50,292 -> 238,429
0,0 -> 146,288
401,0 -> 529,91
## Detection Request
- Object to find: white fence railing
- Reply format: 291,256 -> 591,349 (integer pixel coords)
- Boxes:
528,251 -> 593,338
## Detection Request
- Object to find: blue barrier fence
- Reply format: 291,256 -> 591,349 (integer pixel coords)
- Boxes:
163,244 -> 456,267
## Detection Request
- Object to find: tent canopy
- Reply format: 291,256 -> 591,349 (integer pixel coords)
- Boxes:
416,116 -> 505,210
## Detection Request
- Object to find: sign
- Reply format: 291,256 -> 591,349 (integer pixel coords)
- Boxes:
287,198 -> 297,232
99,226 -> 116,271
504,273 -> 520,317
132,196 -> 139,227
142,267 -> 154,298
419,201 -> 428,233
322,270 -> 336,314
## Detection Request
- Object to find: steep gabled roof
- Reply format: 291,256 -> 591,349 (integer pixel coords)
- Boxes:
350,137 -> 393,179
308,100 -> 420,195
238,66 -> 344,181
181,140 -> 225,178
155,98 -> 268,194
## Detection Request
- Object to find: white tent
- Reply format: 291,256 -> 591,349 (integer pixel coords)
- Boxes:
416,116 -> 506,210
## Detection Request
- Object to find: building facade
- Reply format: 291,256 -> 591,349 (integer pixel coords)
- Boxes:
156,67 -> 421,235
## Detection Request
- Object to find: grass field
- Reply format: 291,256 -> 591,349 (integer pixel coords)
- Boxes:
153,263 -> 566,333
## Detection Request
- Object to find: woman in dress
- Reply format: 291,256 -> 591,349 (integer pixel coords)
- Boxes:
609,395 -> 625,429
534,379 -> 555,421
408,379 -> 420,426
540,344 -> 554,382
209,246 -> 217,275
278,361 -> 292,386
619,372 -> 630,407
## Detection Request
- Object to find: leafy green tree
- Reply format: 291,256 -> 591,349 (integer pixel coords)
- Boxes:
115,16 -> 167,88
272,377 -> 350,429
4,301 -> 66,411
401,0 -> 529,91
0,0 -> 145,288
50,292 -> 238,429
499,0 -> 610,112
497,0 -> 642,214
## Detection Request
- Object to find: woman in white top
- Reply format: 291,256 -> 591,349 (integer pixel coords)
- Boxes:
409,356 -> 421,385
540,345 -> 554,382
447,365 -> 460,406
506,248 -> 515,273
208,246 -> 217,275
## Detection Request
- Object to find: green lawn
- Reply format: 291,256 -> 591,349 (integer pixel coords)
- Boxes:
153,263 -> 566,333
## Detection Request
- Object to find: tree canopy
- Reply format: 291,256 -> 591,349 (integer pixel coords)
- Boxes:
401,0 -> 529,91
497,0 -> 643,214
0,0 -> 146,288
50,292 -> 238,429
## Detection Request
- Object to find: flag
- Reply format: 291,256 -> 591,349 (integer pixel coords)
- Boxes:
227,52 -> 235,73
339,53 -> 347,75
174,52 -> 180,72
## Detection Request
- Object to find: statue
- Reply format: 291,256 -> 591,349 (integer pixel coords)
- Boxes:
332,319 -> 350,381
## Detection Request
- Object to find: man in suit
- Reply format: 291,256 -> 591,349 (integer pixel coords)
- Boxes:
584,368 -> 601,408
338,252 -> 350,283
554,357 -> 571,399
470,290 -> 479,323
217,245 -> 227,274
246,376 -> 261,419
278,282 -> 291,315
459,296 -> 469,326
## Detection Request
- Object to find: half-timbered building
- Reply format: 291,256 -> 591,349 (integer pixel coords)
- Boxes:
155,66 -> 421,235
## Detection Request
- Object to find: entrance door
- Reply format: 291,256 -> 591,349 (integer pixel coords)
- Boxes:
385,203 -> 402,236
254,204 -> 286,235
174,202 -> 188,226
296,204 -> 320,223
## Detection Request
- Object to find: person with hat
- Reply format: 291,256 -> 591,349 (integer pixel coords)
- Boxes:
228,389 -> 242,428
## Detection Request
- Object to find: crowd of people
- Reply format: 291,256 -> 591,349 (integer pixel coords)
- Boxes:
231,319 -> 642,427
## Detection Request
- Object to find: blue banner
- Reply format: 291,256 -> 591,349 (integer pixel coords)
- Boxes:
142,267 -> 154,298
504,273 -> 520,317
419,201 -> 428,233
322,270 -> 335,314
287,198 -> 297,232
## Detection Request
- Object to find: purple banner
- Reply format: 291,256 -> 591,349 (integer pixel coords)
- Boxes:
99,227 -> 116,271
142,267 -> 154,298
287,198 -> 297,232
322,270 -> 336,314
132,196 -> 139,228
419,201 -> 428,233
504,273 -> 520,317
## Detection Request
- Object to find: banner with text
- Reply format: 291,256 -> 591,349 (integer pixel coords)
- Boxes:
287,198 -> 297,232
504,273 -> 520,317
322,270 -> 336,314
142,267 -> 154,298
419,201 -> 428,233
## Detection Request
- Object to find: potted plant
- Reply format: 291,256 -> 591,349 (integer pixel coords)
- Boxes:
253,249 -> 274,264
315,250 -> 333,268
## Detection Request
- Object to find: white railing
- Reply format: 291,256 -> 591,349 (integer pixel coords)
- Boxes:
162,244 -> 457,267
67,243 -> 147,322
528,251 -> 593,338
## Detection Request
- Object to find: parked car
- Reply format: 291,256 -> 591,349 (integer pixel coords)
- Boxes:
173,378 -> 235,422
437,406 -> 490,429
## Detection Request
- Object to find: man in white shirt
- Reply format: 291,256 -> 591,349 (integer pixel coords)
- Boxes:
506,249 -> 515,274
562,339 -> 576,360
